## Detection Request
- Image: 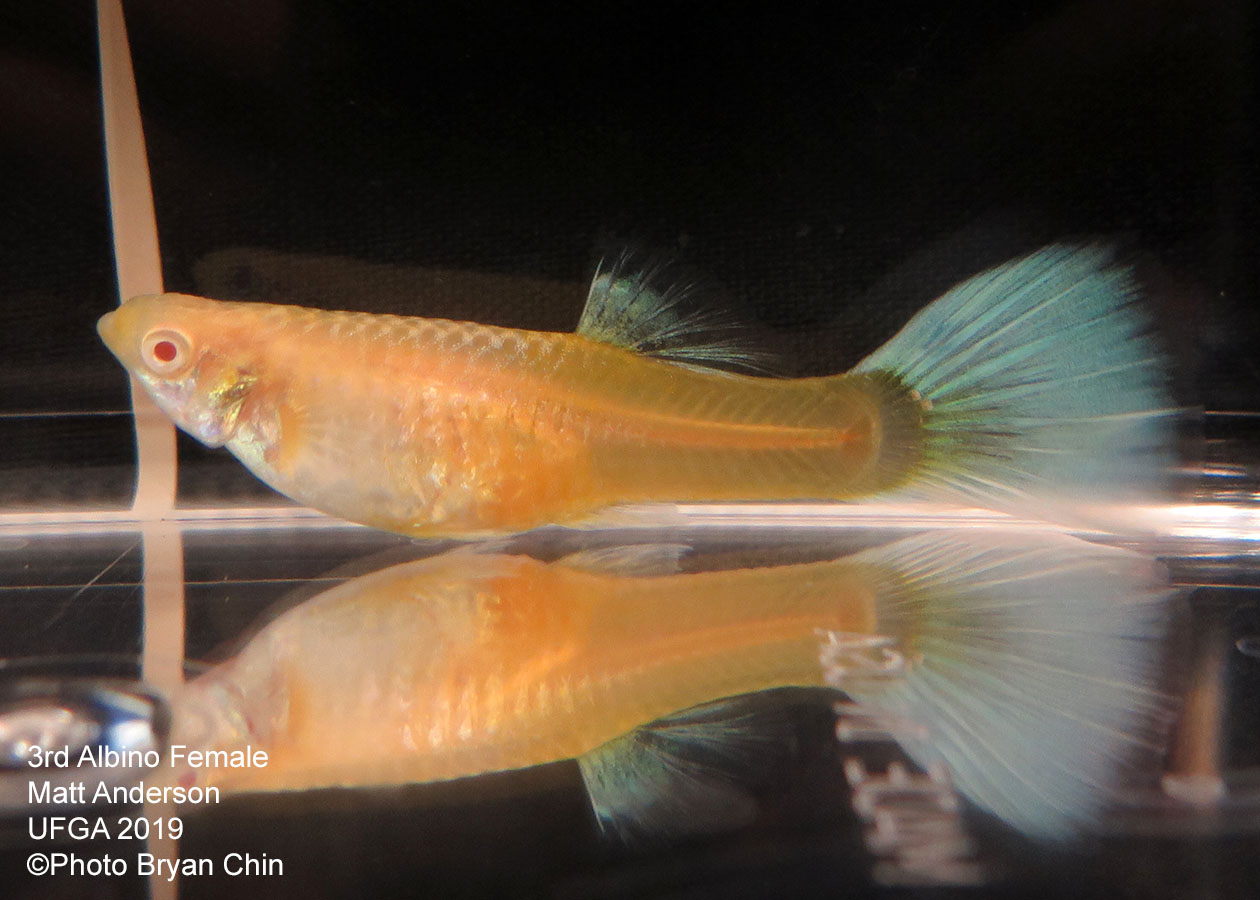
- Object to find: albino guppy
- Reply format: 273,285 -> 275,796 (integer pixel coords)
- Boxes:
97,245 -> 1171,536
166,532 -> 1172,839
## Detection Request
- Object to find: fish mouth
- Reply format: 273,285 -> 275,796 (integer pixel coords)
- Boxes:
96,309 -> 122,357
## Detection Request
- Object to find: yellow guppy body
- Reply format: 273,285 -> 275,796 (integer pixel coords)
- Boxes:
97,245 -> 1172,534
172,549 -> 878,794
99,296 -> 912,535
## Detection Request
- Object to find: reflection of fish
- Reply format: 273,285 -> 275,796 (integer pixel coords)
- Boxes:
169,533 -> 1172,839
98,246 -> 1170,536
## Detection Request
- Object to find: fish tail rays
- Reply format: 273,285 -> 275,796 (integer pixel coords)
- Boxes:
857,244 -> 1177,526
834,531 -> 1178,839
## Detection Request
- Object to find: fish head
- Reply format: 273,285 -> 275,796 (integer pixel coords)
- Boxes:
97,294 -> 263,448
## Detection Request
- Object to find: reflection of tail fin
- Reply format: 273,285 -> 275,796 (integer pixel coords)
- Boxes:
857,244 -> 1175,514
840,532 -> 1176,839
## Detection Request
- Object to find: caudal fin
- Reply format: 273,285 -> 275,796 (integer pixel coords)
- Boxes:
855,244 -> 1176,515
833,531 -> 1176,839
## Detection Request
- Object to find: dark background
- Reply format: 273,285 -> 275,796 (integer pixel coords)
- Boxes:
0,3 -> 1258,897
0,3 -> 1254,892
0,0 -> 1255,507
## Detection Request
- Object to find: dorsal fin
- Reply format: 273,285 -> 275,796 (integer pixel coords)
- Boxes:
577,694 -> 796,841
575,251 -> 771,373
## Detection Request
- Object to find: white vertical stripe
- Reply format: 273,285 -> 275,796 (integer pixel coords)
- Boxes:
97,2 -> 184,897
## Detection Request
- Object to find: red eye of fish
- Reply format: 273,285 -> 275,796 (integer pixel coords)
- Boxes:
141,328 -> 192,374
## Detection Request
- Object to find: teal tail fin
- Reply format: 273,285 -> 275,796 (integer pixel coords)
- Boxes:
855,244 -> 1175,514
836,531 -> 1176,839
